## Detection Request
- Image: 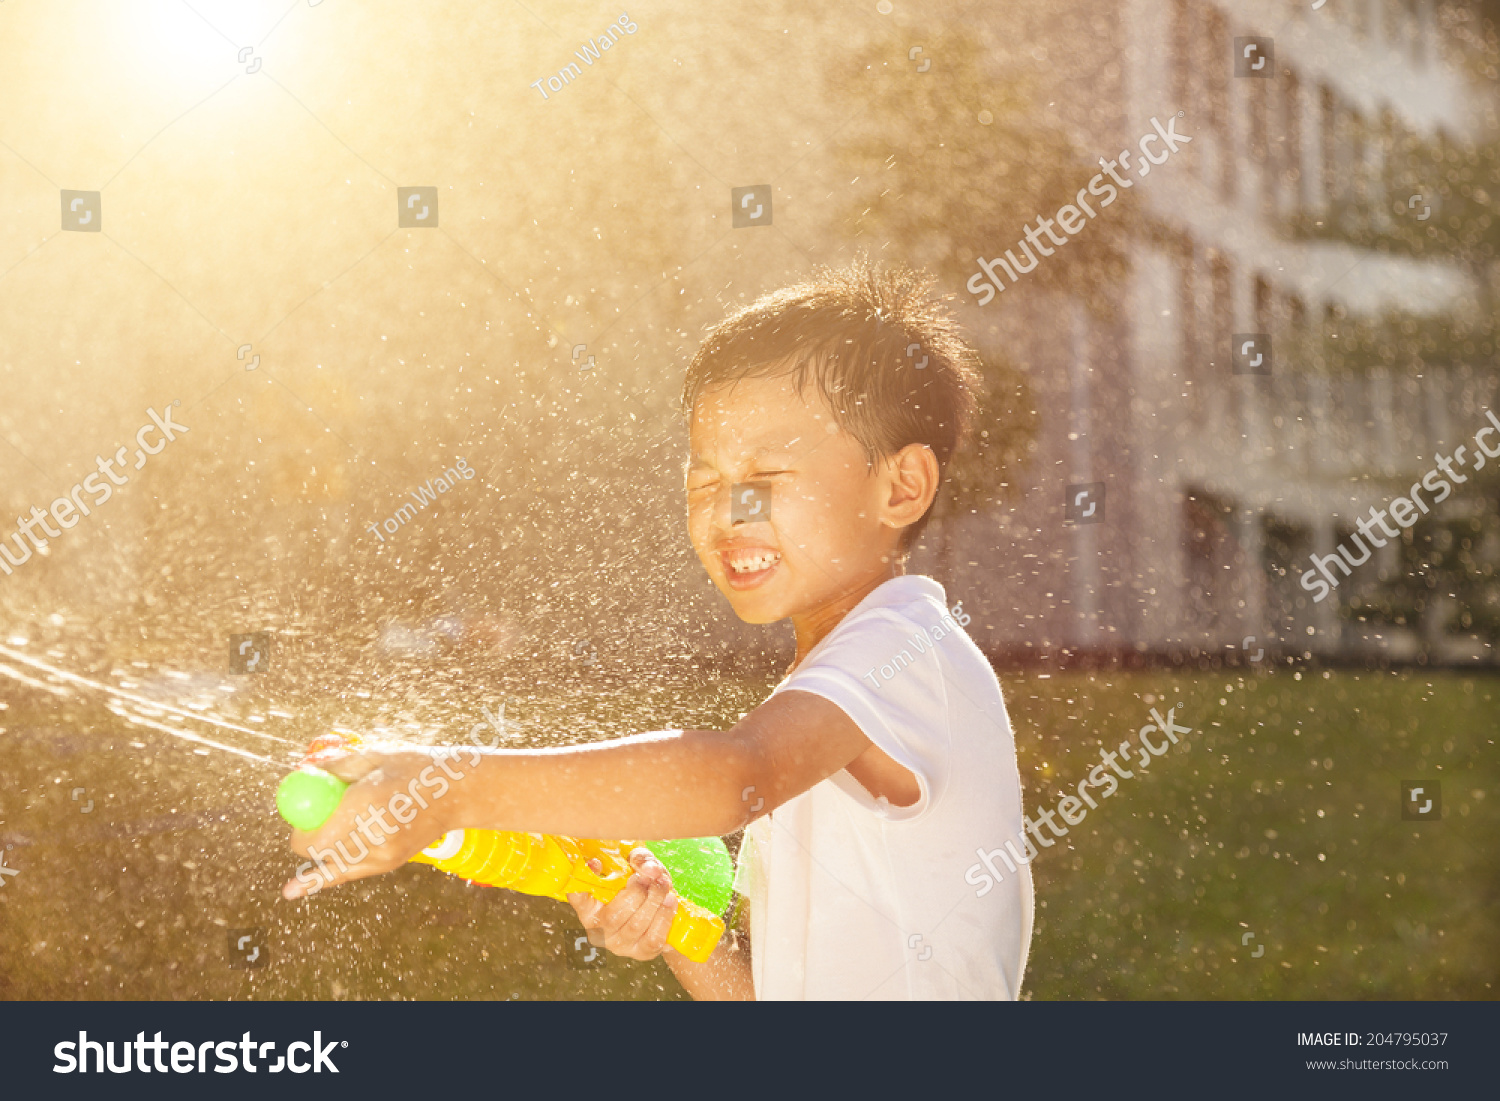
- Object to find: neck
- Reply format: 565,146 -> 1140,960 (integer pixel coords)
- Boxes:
788,559 -> 905,671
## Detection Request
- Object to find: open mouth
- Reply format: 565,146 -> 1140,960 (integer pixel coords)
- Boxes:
719,546 -> 782,590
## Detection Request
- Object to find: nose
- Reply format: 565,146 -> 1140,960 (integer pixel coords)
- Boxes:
728,482 -> 771,527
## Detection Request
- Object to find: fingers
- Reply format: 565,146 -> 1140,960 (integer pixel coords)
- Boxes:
282,822 -> 410,899
615,862 -> 676,949
314,749 -> 385,783
572,851 -> 679,961
281,844 -> 406,898
566,859 -> 610,944
282,773 -> 420,899
641,882 -> 678,956
567,890 -> 605,940
287,757 -> 413,860
281,746 -> 456,902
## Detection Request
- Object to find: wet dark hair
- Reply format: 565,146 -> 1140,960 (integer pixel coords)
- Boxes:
681,258 -> 981,551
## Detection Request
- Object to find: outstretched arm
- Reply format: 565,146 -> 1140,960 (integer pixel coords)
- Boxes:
283,689 -> 911,897
450,687 -> 877,837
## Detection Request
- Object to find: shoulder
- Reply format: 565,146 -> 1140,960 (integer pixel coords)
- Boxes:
812,576 -> 960,649
792,578 -> 968,681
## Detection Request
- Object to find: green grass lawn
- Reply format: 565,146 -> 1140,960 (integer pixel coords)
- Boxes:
0,665 -> 1493,999
1006,668 -> 1498,999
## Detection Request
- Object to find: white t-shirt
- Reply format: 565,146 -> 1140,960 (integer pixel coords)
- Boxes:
733,575 -> 1033,1000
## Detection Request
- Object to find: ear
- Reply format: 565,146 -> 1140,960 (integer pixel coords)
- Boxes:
880,443 -> 940,536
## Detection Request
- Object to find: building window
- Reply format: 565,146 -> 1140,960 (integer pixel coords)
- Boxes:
1351,0 -> 1371,39
1179,242 -> 1200,386
1390,0 -> 1422,62
1254,275 -> 1273,335
1263,515 -> 1317,637
1250,67 -> 1269,163
1183,490 -> 1236,632
1211,251 -> 1233,346
1283,69 -> 1303,212
1205,4 -> 1231,199
1324,300 -> 1347,372
1320,85 -> 1338,206
1288,295 -> 1308,365
1349,108 -> 1369,216
1172,0 -> 1192,109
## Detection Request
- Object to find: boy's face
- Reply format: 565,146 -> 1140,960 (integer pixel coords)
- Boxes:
687,371 -> 904,625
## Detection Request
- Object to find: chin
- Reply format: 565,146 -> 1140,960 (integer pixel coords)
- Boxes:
728,601 -> 786,626
720,590 -> 784,625
715,577 -> 791,625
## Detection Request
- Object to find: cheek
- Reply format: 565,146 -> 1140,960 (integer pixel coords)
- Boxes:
686,500 -> 715,556
800,475 -> 877,525
777,486 -> 853,548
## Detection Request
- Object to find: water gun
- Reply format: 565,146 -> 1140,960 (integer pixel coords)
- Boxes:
276,731 -> 734,963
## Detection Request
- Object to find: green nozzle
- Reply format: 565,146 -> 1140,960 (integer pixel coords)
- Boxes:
642,836 -> 734,915
277,766 -> 349,832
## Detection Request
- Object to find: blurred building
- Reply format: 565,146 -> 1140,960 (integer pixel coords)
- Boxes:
961,0 -> 1499,666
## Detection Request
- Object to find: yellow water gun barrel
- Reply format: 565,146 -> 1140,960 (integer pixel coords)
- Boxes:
411,830 -> 725,962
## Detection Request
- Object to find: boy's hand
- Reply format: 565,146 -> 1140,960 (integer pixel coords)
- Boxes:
281,744 -> 466,900
567,848 -> 679,961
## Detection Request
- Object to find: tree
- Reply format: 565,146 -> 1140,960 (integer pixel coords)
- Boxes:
827,30 -> 1129,580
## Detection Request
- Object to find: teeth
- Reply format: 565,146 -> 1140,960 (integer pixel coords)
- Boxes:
728,551 -> 779,574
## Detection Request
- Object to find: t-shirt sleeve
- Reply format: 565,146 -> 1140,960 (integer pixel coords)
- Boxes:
775,608 -> 953,821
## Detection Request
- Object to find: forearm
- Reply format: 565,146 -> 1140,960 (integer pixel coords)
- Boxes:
667,928 -> 754,1001
445,729 -> 762,840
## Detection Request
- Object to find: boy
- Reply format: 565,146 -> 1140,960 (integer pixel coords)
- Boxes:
283,261 -> 1033,1000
